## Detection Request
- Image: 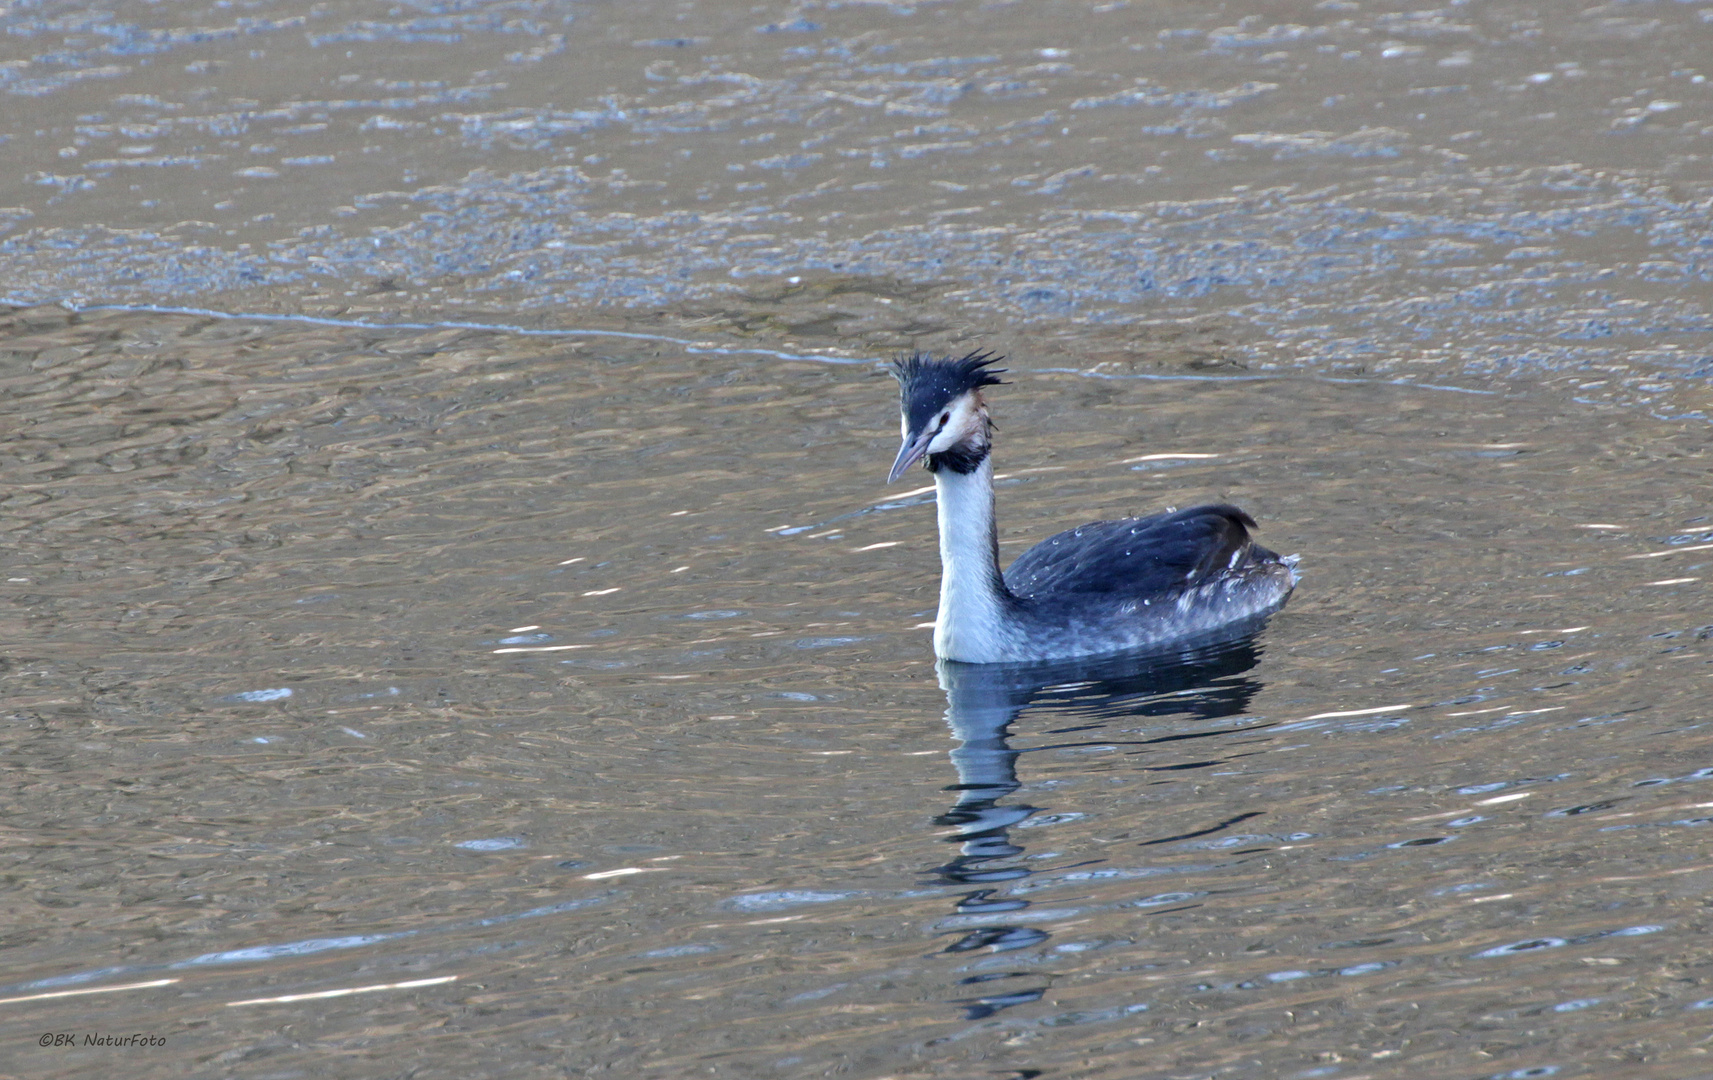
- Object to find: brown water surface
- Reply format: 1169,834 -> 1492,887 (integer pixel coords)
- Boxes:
3,306 -> 1712,1078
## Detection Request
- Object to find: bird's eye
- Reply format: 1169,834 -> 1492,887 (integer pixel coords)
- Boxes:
938,411 -> 951,427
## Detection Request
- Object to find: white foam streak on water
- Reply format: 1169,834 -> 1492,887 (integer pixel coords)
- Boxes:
226,976 -> 458,1008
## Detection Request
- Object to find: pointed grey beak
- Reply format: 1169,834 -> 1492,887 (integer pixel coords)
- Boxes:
887,429 -> 935,483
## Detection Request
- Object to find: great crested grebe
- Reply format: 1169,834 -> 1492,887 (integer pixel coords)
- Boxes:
887,351 -> 1297,663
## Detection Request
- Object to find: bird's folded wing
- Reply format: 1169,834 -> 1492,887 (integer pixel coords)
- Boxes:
1002,504 -> 1262,600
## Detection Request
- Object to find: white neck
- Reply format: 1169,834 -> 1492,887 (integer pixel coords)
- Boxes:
932,455 -> 1016,662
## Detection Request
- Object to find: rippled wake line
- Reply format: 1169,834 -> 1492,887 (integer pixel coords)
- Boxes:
1043,366 -> 1498,395
63,302 -> 873,365
58,304 -> 1495,395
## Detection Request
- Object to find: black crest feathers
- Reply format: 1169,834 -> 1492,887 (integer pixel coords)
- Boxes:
891,351 -> 1007,434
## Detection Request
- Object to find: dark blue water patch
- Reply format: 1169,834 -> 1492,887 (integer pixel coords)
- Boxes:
953,986 -> 1045,1020
757,18 -> 821,33
1600,815 -> 1713,833
786,982 -> 850,1003
317,11 -> 564,49
1272,711 -> 1411,734
1475,924 -> 1662,958
993,867 -> 1205,898
1544,800 -> 1626,817
1259,968 -> 1313,984
1432,882 -> 1498,897
1441,692 -> 1499,706
1073,80 -> 1278,111
1125,891 -> 1205,907
943,926 -> 1050,953
1562,319 -> 1616,340
1014,812 -> 1086,830
635,35 -> 708,48
721,890 -> 858,912
1633,765 -> 1713,787
175,932 -> 415,966
637,943 -> 719,958
1016,1001 -> 1154,1035
311,26 -> 463,47
1184,833 -> 1278,851
222,687 -> 292,703
754,153 -> 823,171
454,837 -> 526,852
1475,937 -> 1568,959
344,689 -> 404,706
1456,775 -> 1572,796
2,12 -> 313,87
1132,810 -> 1266,848
1205,23 -> 1325,50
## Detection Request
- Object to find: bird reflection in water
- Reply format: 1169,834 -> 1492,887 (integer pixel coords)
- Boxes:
929,621 -> 1270,1020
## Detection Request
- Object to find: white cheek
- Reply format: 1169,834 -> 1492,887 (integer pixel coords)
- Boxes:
929,399 -> 985,452
927,424 -> 958,454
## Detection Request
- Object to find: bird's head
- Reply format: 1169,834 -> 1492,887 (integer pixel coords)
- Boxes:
887,351 -> 1007,482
